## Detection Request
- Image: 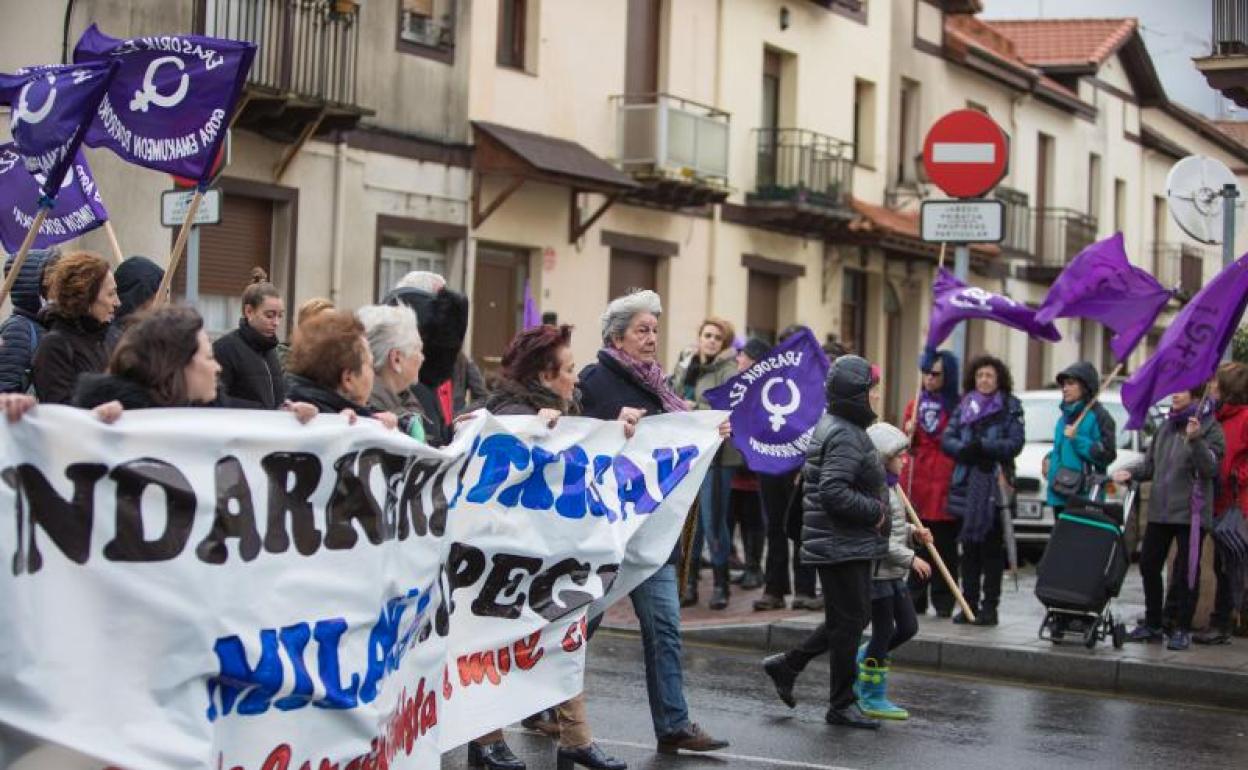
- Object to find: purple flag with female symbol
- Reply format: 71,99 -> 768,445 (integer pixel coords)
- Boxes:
926,267 -> 1061,349
1122,252 -> 1248,429
0,60 -> 118,198
1035,233 -> 1171,362
73,24 -> 255,183
704,327 -> 830,474
0,145 -> 109,252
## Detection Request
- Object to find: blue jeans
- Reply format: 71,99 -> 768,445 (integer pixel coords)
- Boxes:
629,564 -> 691,737
692,465 -> 735,569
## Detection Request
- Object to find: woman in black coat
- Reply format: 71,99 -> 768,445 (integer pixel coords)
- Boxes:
32,251 -> 119,405
940,354 -> 1025,627
213,268 -> 286,409
283,309 -> 397,430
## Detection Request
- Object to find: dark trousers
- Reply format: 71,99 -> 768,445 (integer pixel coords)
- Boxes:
1211,546 -> 1235,629
784,561 -> 872,710
960,518 -> 1003,612
731,487 -> 765,570
1140,522 -> 1202,631
760,471 -> 816,597
866,584 -> 920,661
909,520 -> 960,614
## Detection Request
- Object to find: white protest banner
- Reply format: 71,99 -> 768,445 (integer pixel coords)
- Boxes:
0,406 -> 722,770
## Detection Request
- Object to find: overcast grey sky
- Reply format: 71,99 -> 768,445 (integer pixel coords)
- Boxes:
981,0 -> 1228,119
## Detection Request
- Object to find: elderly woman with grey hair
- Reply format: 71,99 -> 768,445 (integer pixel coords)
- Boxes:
357,304 -> 429,442
577,289 -> 730,755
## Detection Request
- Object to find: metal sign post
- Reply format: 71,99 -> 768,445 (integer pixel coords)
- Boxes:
186,226 -> 200,307
1223,182 -> 1238,362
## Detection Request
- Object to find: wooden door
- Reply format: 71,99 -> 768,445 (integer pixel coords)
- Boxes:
472,247 -> 523,373
747,270 -> 779,343
609,249 -> 657,299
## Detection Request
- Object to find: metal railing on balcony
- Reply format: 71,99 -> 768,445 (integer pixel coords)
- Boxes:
612,94 -> 730,185
1033,208 -> 1097,267
205,0 -> 362,107
1151,242 -> 1208,297
994,186 -> 1032,256
1215,0 -> 1248,55
753,128 -> 854,210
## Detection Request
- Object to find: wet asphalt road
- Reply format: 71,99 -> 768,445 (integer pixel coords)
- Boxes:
443,631 -> 1248,770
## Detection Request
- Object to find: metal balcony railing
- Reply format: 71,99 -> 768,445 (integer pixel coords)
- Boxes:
205,0 -> 362,107
994,186 -> 1032,256
1215,0 -> 1248,55
1033,208 -> 1097,267
612,94 -> 730,185
1151,242 -> 1207,297
753,128 -> 854,210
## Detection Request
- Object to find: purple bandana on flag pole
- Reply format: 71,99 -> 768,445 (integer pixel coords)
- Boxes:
0,60 -> 118,198
73,24 -> 256,184
926,267 -> 1061,350
1121,251 -> 1248,430
0,145 -> 109,252
704,327 -> 831,474
1035,233 -> 1172,362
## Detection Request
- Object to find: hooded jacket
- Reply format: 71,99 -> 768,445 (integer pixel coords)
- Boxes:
799,355 -> 889,566
1215,402 -> 1248,518
213,319 -> 286,410
941,389 -> 1025,519
0,249 -> 56,393
384,286 -> 469,446
868,422 -> 916,582
105,256 -> 165,351
31,308 -> 110,405
1046,361 -> 1118,506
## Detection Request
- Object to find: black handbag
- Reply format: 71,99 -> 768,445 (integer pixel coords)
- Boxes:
1050,465 -> 1088,497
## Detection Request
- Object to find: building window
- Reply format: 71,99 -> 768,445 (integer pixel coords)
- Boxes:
398,0 -> 456,57
841,268 -> 867,355
747,270 -> 780,344
854,79 -> 876,169
1087,153 -> 1102,221
896,78 -> 921,184
1113,179 -> 1127,233
497,0 -> 536,71
376,230 -> 449,302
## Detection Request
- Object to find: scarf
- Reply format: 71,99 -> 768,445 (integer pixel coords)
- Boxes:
957,466 -> 999,544
681,352 -> 705,399
602,347 -> 689,414
886,471 -> 900,488
960,390 -> 1004,427
916,389 -> 945,435
238,317 -> 279,354
1169,400 -> 1216,589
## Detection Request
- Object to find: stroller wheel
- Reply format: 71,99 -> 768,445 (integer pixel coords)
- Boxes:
1084,625 -> 1098,649
1112,622 -> 1126,649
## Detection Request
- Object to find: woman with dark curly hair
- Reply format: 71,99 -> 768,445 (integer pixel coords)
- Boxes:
940,354 -> 1025,627
32,251 -> 119,404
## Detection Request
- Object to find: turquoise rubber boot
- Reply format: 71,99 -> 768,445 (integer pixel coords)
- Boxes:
856,660 -> 909,720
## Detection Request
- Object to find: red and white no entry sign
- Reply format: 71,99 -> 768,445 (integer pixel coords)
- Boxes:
922,109 -> 1009,199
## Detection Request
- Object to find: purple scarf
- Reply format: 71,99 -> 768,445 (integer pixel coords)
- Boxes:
959,390 -> 1004,427
602,347 -> 690,414
1169,400 -> 1215,589
916,389 -> 945,435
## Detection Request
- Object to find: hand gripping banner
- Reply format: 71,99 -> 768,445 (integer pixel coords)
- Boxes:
0,407 -> 722,770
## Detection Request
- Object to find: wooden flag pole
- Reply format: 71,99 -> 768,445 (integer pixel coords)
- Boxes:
154,189 -> 204,307
103,221 -> 125,266
0,208 -> 51,308
1066,362 -> 1124,433
896,485 -> 976,623
905,241 -> 949,487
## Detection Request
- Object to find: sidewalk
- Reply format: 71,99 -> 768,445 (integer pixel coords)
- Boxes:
601,565 -> 1248,709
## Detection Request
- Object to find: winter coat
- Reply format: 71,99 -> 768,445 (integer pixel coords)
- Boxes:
899,397 -> 956,522
285,375 -> 377,418
482,378 -> 572,417
369,379 -> 430,443
1215,402 -> 1248,518
105,256 -> 165,351
800,356 -> 889,567
213,319 -> 286,410
668,347 -> 743,467
72,372 -> 246,411
941,393 -> 1025,519
452,353 -> 489,413
1127,412 -> 1224,528
31,310 -> 110,405
0,249 -> 56,394
868,422 -> 916,582
1046,362 -> 1117,507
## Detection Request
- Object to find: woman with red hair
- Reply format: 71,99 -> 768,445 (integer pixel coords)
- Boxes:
32,251 -> 119,404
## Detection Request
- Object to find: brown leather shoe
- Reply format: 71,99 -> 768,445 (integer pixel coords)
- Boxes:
657,723 -> 729,754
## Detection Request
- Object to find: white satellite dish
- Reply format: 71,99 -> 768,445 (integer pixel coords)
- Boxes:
1166,155 -> 1240,245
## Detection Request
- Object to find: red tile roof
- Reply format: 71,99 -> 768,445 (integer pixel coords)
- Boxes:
944,14 -> 1084,103
987,18 -> 1138,68
849,198 -> 999,258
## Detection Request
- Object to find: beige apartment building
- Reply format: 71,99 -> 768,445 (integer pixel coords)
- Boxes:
2,0 -> 1247,423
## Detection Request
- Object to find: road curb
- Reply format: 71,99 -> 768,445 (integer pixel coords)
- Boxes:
603,620 -> 1248,710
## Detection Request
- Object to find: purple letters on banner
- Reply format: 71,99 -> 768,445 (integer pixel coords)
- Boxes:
73,24 -> 255,183
1121,252 -> 1248,430
926,267 -> 1061,350
1034,233 -> 1171,362
704,328 -> 830,474
0,145 -> 110,252
0,61 -> 117,198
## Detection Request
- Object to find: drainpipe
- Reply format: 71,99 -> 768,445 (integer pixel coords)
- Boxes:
329,138 -> 347,303
706,0 -> 725,319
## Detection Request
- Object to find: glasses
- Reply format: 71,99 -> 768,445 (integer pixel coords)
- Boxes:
924,370 -> 943,378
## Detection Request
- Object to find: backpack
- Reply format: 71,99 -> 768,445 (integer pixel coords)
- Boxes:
1,315 -> 43,395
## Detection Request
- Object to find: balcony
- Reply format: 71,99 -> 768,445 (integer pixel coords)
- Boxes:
1195,0 -> 1248,108
741,128 -> 855,236
1013,207 -> 1096,282
1151,242 -> 1208,301
994,186 -> 1032,258
612,93 -> 730,208
202,0 -> 372,147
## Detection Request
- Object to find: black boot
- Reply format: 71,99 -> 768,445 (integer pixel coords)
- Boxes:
740,528 -> 765,589
467,740 -> 526,770
762,653 -> 798,708
680,556 -> 700,608
556,743 -> 628,770
710,565 -> 730,610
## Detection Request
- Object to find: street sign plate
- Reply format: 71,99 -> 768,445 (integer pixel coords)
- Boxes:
161,188 -> 222,227
920,199 -> 1005,243
922,109 -> 1009,198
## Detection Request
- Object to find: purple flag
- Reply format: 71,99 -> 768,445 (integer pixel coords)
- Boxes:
1035,233 -> 1171,362
926,267 -> 1061,349
1121,252 -> 1248,429
0,60 -> 117,198
0,144 -> 109,252
705,327 -> 830,474
73,24 -> 255,184
522,280 -> 540,329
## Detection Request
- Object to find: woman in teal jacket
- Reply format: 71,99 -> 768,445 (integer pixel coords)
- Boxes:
1046,361 -> 1117,510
